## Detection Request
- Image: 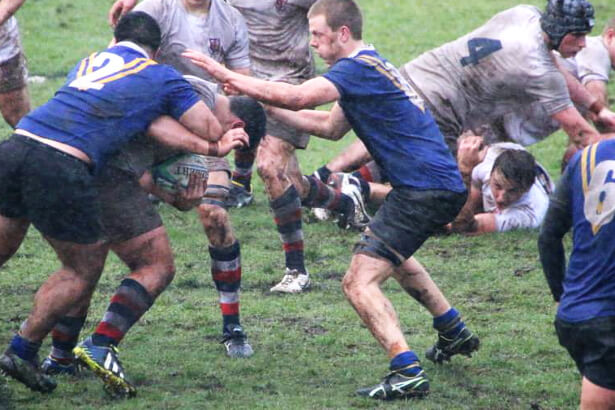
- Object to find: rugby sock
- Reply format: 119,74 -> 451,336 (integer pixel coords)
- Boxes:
433,307 -> 465,338
314,165 -> 332,183
91,278 -> 153,347
232,150 -> 255,190
9,334 -> 41,362
210,241 -> 242,333
352,162 -> 382,183
301,175 -> 353,213
270,185 -> 306,274
49,316 -> 87,364
390,351 -> 422,376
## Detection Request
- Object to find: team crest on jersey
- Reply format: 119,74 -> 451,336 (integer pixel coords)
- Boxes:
275,0 -> 287,11
209,38 -> 221,54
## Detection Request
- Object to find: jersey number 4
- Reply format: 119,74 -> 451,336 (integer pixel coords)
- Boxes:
460,38 -> 502,67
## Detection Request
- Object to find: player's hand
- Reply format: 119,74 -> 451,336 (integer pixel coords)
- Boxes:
457,135 -> 487,174
108,0 -> 138,27
217,127 -> 249,156
172,173 -> 207,211
595,107 -> 615,132
223,82 -> 241,96
182,49 -> 233,83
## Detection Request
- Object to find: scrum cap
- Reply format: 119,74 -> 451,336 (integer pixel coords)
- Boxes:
541,0 -> 595,49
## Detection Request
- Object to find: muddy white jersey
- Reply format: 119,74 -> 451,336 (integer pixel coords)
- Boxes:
228,0 -> 315,83
401,5 -> 571,138
135,0 -> 250,81
473,143 -> 553,232
576,35 -> 611,85
0,16 -> 20,63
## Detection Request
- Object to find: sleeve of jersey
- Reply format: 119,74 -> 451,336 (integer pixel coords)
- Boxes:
162,70 -> 203,120
538,170 -> 573,302
224,11 -> 251,70
494,204 -> 538,232
576,46 -> 610,85
322,59 -> 373,99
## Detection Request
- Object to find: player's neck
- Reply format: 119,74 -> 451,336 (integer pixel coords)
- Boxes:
182,0 -> 211,16
344,40 -> 369,59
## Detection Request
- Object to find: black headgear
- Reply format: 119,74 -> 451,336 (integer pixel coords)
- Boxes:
541,0 -> 595,49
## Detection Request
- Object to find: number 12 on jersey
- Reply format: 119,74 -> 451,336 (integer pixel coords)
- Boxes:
460,38 -> 502,67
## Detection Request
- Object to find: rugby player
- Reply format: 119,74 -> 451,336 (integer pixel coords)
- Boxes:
0,0 -> 29,127
40,78 -> 264,393
184,0 -> 479,400
106,0 -> 264,344
448,135 -> 554,235
0,11 -> 247,395
539,140 -> 615,409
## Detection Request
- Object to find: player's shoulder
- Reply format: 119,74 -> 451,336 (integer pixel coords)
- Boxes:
213,0 -> 246,23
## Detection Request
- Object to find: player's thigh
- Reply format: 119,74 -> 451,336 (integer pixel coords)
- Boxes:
580,377 -> 615,410
97,166 -> 162,244
0,52 -> 29,126
0,214 -> 29,263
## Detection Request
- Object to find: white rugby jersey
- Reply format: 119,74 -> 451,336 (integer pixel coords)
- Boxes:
402,5 -> 572,138
472,143 -> 553,232
135,0 -> 250,81
229,0 -> 316,83
0,16 -> 21,63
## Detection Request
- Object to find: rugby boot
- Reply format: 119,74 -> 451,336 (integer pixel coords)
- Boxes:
74,337 -> 136,398
226,181 -> 254,208
270,268 -> 310,293
356,364 -> 429,400
0,348 -> 56,393
425,326 -> 480,363
222,324 -> 254,358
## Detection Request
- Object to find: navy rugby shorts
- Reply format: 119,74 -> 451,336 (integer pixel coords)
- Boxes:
555,316 -> 615,390
356,187 -> 466,266
0,134 -> 102,244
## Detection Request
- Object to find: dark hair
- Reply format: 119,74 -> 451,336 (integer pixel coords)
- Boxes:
492,149 -> 537,192
114,11 -> 161,52
229,96 -> 266,151
308,0 -> 363,40
541,0 -> 595,49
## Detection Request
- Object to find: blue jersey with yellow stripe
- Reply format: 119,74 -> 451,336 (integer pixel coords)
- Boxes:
322,47 -> 464,192
559,140 -> 615,322
17,42 -> 200,172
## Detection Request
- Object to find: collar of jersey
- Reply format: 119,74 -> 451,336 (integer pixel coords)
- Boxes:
347,44 -> 375,59
114,41 -> 150,59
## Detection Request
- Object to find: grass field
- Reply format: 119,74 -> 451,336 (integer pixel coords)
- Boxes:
2,0 -> 615,409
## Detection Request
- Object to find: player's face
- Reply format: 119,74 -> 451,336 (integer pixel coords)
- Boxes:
489,169 -> 528,210
309,14 -> 343,66
558,32 -> 587,58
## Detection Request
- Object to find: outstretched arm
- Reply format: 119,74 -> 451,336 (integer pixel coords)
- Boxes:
266,103 -> 352,141
182,50 -> 340,110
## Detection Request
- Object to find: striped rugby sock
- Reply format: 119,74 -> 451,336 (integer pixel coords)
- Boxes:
270,185 -> 305,274
50,316 -> 87,363
301,175 -> 351,213
91,278 -> 153,347
210,241 -> 242,331
232,150 -> 255,189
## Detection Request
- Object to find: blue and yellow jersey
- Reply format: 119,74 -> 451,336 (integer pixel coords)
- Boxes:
559,140 -> 615,322
17,41 -> 200,171
322,47 -> 464,192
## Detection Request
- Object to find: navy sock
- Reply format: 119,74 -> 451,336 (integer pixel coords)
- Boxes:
433,307 -> 465,338
315,165 -> 332,183
9,334 -> 41,362
390,351 -> 422,376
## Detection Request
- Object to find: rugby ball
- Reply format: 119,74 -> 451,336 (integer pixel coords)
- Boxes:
151,153 -> 209,192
